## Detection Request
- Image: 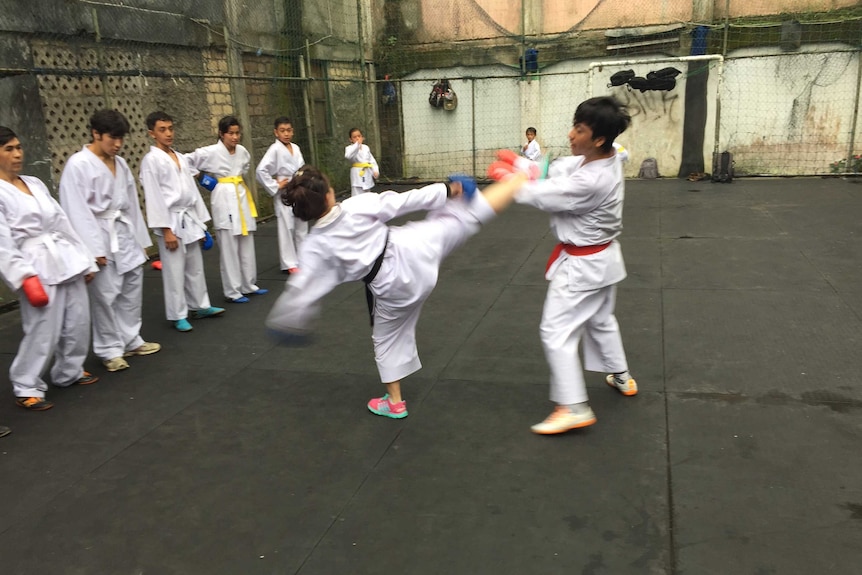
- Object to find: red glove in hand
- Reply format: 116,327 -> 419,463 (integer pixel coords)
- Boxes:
487,161 -> 519,182
22,276 -> 49,308
496,149 -> 542,180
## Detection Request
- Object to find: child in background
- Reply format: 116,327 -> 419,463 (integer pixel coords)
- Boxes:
139,111 -> 224,332
266,167 -> 527,419
344,128 -> 379,196
490,96 -> 637,435
255,116 -> 306,274
0,127 -> 99,410
186,115 -> 268,303
522,127 -> 542,161
60,109 -> 160,373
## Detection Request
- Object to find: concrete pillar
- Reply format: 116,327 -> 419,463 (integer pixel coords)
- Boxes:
223,0 -> 258,198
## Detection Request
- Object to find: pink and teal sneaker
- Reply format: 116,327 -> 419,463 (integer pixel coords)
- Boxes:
367,394 -> 408,419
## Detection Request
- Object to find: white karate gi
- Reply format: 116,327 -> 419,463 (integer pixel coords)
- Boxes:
516,151 -> 630,405
140,146 -> 213,321
266,184 -> 496,383
344,142 -> 379,197
522,139 -> 542,161
186,141 -> 261,300
60,146 -> 152,361
255,140 -> 307,270
0,176 -> 98,398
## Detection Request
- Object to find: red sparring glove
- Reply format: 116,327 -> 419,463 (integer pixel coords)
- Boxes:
496,149 -> 541,180
487,161 -> 519,182
22,276 -> 49,308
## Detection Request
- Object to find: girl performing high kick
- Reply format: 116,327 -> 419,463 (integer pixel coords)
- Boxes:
266,167 -> 526,418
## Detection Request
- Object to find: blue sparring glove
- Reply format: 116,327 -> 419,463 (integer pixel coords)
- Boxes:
199,173 -> 217,192
447,173 -> 477,201
202,230 -> 214,250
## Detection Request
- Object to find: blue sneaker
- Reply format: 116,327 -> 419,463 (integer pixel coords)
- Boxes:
246,288 -> 268,296
174,318 -> 193,332
191,307 -> 225,319
225,296 -> 250,304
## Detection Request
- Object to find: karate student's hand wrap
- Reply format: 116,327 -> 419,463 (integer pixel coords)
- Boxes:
22,276 -> 49,307
447,174 -> 477,201
496,149 -> 542,180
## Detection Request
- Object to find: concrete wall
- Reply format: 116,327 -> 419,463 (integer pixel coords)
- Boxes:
402,0 -> 858,40
401,54 -> 720,179
398,45 -> 860,179
720,45 -> 859,175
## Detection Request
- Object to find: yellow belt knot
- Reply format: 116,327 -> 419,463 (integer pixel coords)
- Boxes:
217,176 -> 257,236
352,162 -> 373,178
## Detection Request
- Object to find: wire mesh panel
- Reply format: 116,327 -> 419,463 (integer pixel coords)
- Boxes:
721,48 -> 859,176
0,0 -> 860,191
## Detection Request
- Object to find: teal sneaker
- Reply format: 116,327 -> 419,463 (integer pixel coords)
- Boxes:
175,319 -> 193,332
191,307 -> 225,319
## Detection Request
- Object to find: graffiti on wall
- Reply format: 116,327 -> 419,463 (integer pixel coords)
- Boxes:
613,86 -> 681,123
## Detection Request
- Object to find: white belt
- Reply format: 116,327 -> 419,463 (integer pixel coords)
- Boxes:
21,231 -> 68,275
95,209 -> 133,254
171,207 -> 207,251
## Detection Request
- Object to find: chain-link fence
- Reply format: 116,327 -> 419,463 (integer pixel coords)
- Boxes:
1,0 -> 861,201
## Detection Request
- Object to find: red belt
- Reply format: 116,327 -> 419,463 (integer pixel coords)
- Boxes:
546,241 -> 611,273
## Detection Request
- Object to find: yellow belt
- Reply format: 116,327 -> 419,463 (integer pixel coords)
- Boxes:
352,162 -> 373,177
217,176 -> 257,236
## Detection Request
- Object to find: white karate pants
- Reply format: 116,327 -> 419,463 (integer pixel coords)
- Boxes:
11,277 -> 90,398
275,201 -> 307,270
371,194 -> 496,383
88,262 -> 145,360
540,279 -> 629,405
157,236 -> 212,320
216,230 -> 259,299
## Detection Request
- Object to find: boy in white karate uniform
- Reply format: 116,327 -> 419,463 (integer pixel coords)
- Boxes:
266,167 -> 526,419
521,127 -> 542,161
255,116 -> 306,274
0,127 -> 99,411
344,128 -> 379,197
60,109 -> 160,373
187,116 -> 268,303
490,96 -> 637,435
140,111 -> 225,332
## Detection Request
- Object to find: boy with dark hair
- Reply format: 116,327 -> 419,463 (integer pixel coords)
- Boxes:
1,126 -> 99,410
490,95 -> 637,435
140,111 -> 224,332
255,116 -> 306,274
187,115 -> 267,303
60,109 -> 160,373
521,127 -> 542,161
344,128 -> 379,197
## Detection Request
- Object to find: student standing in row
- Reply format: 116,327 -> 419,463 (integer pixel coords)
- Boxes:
0,127 -> 99,410
255,116 -> 306,274
344,128 -> 379,197
60,109 -> 160,373
187,115 -> 268,303
139,111 -> 224,332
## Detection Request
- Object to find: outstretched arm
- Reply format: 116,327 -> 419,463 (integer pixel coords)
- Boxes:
265,256 -> 343,336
